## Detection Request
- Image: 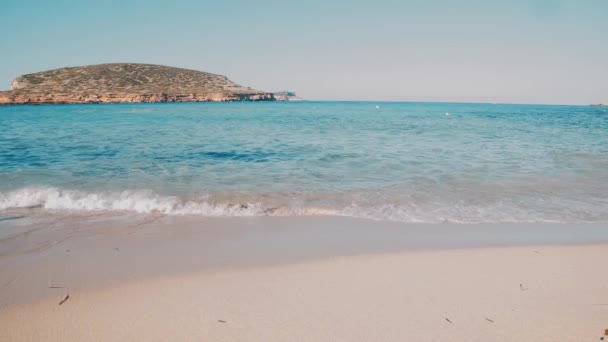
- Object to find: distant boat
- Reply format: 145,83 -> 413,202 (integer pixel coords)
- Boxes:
590,103 -> 606,107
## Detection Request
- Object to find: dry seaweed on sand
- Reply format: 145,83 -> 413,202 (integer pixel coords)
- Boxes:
59,294 -> 70,305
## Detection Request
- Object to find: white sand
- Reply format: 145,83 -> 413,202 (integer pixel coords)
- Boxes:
1,244 -> 607,341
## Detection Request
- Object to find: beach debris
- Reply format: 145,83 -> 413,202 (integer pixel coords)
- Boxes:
115,247 -> 120,252
486,318 -> 495,323
65,249 -> 71,253
48,286 -> 65,289
2,275 -> 21,289
218,320 -> 227,323
520,283 -> 528,291
445,317 -> 453,323
59,294 -> 70,305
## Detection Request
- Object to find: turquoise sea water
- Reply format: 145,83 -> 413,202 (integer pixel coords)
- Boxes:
1,102 -> 607,223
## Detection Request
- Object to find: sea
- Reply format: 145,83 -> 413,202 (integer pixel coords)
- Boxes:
1,101 -> 607,224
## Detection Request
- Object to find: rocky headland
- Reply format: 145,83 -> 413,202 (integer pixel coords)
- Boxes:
0,63 -> 275,105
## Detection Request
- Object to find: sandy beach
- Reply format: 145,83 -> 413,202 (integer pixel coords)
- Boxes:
1,216 -> 607,341
2,0 -> 607,340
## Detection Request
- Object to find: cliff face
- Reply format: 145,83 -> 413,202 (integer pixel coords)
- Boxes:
0,63 -> 275,105
0,92 -> 274,105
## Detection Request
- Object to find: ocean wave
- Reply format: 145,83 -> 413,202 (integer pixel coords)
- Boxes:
0,187 -> 266,216
0,186 -> 606,223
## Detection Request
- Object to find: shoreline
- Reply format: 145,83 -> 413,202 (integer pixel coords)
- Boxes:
1,241 -> 607,341
0,91 -> 277,105
1,216 -> 607,340
1,216 -> 608,307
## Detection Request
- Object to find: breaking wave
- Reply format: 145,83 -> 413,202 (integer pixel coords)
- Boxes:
0,187 -> 268,216
1,185 -> 608,224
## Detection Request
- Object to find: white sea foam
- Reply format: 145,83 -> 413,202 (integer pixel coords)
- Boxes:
0,187 -> 266,216
0,186 -> 606,223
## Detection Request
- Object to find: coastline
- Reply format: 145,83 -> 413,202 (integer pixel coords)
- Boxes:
1,216 -> 607,340
2,216 -> 608,305
1,242 -> 607,340
0,91 -> 276,105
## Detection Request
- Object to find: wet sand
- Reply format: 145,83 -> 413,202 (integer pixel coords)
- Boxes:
0,215 -> 607,340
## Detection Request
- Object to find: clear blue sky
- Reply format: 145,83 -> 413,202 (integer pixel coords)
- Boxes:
1,0 -> 606,104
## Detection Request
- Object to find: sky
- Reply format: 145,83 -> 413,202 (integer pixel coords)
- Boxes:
0,0 -> 606,104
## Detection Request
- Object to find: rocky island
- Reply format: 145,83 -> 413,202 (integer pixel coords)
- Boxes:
0,63 -> 276,105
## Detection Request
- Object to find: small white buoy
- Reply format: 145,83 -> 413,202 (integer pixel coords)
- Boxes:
376,105 -> 380,109
445,112 -> 450,116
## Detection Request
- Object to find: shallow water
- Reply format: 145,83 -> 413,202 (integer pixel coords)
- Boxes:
1,101 -> 607,223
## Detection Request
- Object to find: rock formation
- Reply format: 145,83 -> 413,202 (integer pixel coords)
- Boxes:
0,63 -> 275,104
